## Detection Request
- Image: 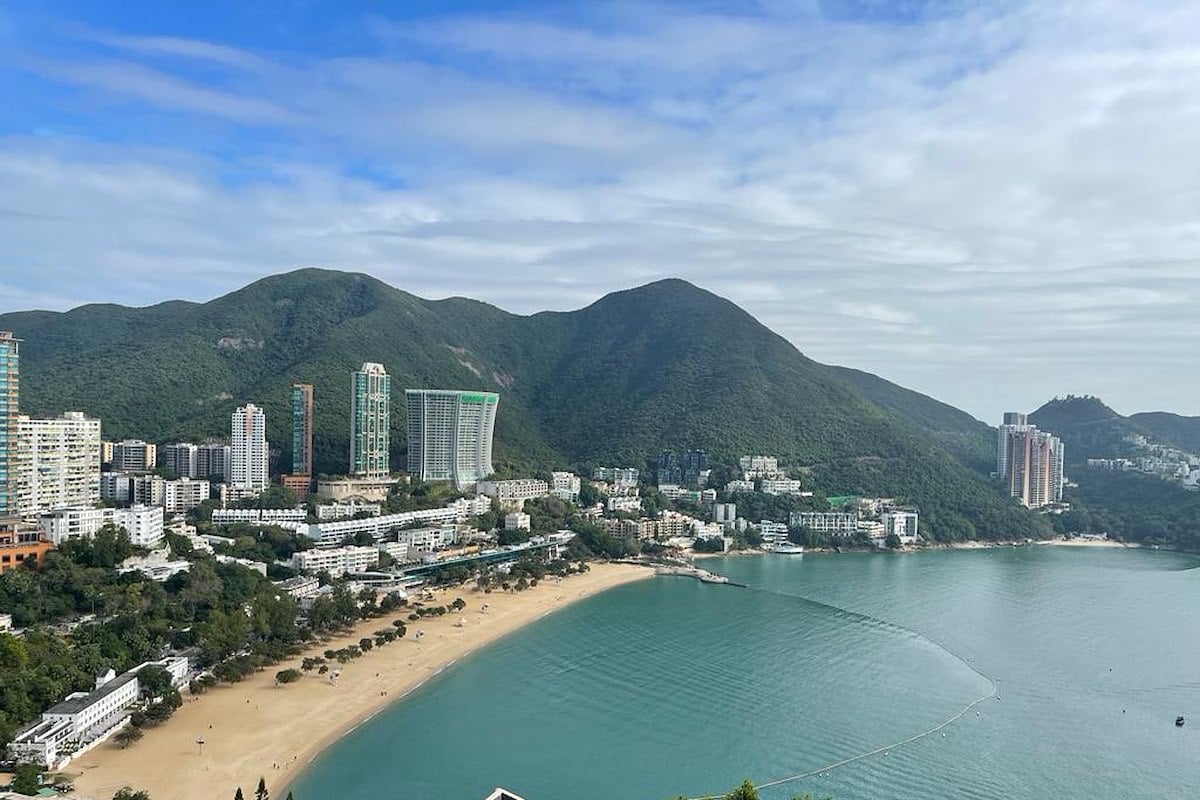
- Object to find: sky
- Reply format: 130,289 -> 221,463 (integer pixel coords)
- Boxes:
2,0 -> 1199,423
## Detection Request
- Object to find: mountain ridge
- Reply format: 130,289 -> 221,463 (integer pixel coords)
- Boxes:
1,268 -> 1047,541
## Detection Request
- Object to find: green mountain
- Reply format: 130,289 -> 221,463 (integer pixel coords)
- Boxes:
1127,411 -> 1200,454
1,268 -> 1048,541
830,366 -> 995,473
1029,396 -> 1132,463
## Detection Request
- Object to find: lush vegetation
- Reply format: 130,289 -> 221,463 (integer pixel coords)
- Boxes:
1052,469 -> 1200,550
2,268 -> 1046,537
0,526 -> 383,753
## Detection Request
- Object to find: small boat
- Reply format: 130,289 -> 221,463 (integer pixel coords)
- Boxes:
1176,716 -> 1186,727
768,542 -> 805,555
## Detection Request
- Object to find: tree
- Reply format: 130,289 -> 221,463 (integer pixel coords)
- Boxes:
725,780 -> 759,800
275,668 -> 302,686
255,776 -> 270,800
113,789 -> 152,800
884,532 -> 902,549
234,789 -> 245,800
114,726 -> 145,748
11,763 -> 41,795
138,665 -> 173,699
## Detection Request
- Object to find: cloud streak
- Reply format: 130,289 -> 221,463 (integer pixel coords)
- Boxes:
2,1 -> 1199,421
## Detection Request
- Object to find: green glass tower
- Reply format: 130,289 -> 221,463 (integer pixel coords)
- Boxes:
350,363 -> 390,478
291,383 -> 314,476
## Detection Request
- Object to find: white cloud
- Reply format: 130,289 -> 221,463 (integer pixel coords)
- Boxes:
3,1 -> 1200,421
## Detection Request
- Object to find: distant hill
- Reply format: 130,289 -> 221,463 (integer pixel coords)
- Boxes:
1127,412 -> 1200,454
1030,395 -> 1200,463
1,268 -> 1049,541
1029,396 -> 1135,463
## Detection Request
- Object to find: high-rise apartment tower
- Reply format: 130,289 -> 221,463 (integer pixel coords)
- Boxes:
404,390 -> 498,488
351,364 -> 390,478
230,404 -> 269,492
292,383 -> 314,476
0,332 -> 18,517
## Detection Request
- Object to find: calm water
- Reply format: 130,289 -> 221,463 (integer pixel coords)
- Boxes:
290,547 -> 1200,800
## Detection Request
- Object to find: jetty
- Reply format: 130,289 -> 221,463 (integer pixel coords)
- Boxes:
655,565 -> 745,587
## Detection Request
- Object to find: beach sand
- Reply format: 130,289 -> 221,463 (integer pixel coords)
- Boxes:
68,562 -> 650,800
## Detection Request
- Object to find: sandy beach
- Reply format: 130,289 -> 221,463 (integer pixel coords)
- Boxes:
67,562 -> 650,800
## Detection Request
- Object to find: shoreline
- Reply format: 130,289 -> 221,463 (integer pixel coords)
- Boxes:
67,562 -> 651,800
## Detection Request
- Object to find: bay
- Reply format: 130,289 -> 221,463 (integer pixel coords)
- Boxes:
289,547 -> 1200,800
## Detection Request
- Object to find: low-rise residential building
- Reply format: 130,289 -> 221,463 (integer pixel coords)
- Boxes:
298,506 -> 463,548
599,517 -> 657,540
314,476 -> 398,502
882,511 -> 920,544
6,657 -> 189,769
117,550 -> 191,581
724,479 -> 756,494
606,495 -> 643,514
761,479 -> 808,496
100,473 -> 211,513
657,510 -> 697,539
592,467 -> 639,488
550,471 -> 581,502
37,505 -> 164,547
504,512 -> 531,531
396,525 -> 458,551
0,521 -> 53,574
758,520 -> 789,544
377,541 -> 411,563
476,479 -> 550,510
292,545 -> 380,577
214,554 -> 268,575
739,455 -> 779,474
211,508 -> 306,526
315,501 -> 382,520
789,511 -> 858,535
274,575 -> 321,600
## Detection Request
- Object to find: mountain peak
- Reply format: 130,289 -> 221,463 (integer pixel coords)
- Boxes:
1031,395 -> 1122,426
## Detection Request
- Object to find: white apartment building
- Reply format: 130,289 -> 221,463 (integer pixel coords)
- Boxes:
592,466 -> 639,488
298,506 -> 462,547
315,501 -> 382,520
15,412 -> 102,516
377,541 -> 411,563
396,525 -> 458,551
882,511 -> 920,544
550,471 -> 581,502
7,658 -> 189,769
211,508 -> 306,525
761,479 -> 806,496
657,510 -> 698,539
758,520 -> 789,544
504,512 -> 531,531
724,479 -> 756,494
789,511 -> 858,535
230,404 -> 269,493
100,473 -> 211,513
739,455 -> 787,479
38,505 -> 164,547
606,495 -> 643,514
292,545 -> 380,577
275,575 -> 321,600
476,479 -> 550,510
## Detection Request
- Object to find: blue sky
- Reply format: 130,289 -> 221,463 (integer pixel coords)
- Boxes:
3,0 -> 1199,421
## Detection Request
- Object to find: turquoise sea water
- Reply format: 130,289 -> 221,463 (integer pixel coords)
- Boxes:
289,547 -> 1200,800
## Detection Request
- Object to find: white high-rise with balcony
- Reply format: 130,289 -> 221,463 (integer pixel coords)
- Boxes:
15,412 -> 102,516
230,404 -> 269,493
